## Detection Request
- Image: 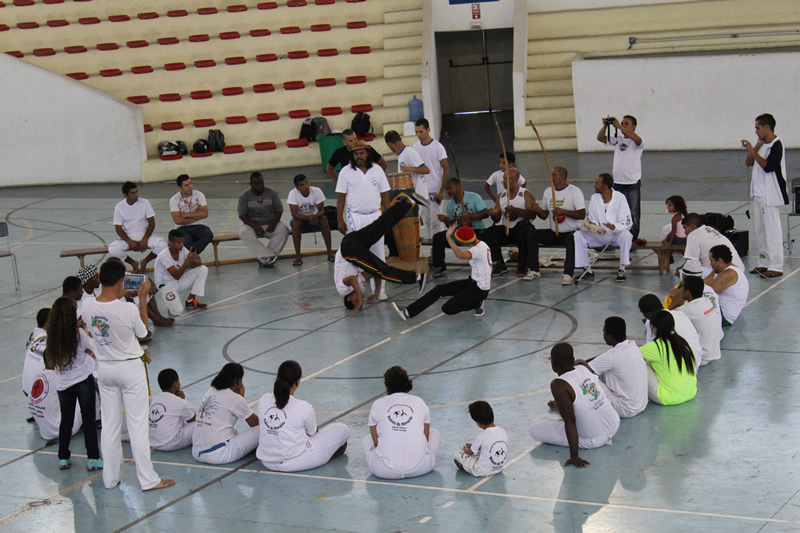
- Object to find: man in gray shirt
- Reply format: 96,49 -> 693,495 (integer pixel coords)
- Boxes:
238,172 -> 290,267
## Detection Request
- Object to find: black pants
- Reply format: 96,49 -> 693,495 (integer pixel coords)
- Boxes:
57,374 -> 99,460
482,221 -> 535,275
177,224 -> 214,254
406,278 -> 488,318
341,201 -> 418,285
530,229 -> 576,276
431,228 -> 486,268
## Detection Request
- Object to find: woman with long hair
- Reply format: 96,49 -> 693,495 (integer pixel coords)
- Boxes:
256,360 -> 349,471
641,310 -> 697,405
192,363 -> 259,464
44,296 -> 101,470
363,366 -> 440,479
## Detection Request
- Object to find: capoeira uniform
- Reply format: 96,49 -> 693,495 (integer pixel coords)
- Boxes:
153,246 -> 208,316
574,190 -> 633,270
108,198 -> 167,259
532,184 -> 586,276
530,365 -> 620,449
256,393 -> 350,472
713,265 -> 749,326
192,387 -> 259,465
751,136 -> 789,273
397,145 -> 429,199
588,340 -> 648,419
364,392 -> 440,479
684,225 -> 744,277
486,169 -> 526,199
149,392 -> 195,451
482,188 -> 536,275
336,163 -> 390,263
413,138 -> 448,238
679,296 -> 722,365
453,426 -> 509,477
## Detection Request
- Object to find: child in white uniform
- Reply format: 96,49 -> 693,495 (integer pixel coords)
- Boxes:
154,229 -> 208,316
149,369 -> 196,451
193,363 -> 259,464
257,361 -> 350,472
364,366 -> 441,479
454,401 -> 509,477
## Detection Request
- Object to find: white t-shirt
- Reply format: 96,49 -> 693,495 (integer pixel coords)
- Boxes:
54,348 -> 95,391
588,340 -> 648,418
149,391 -> 195,449
540,184 -> 586,233
333,250 -> 366,297
586,191 -> 632,233
169,190 -> 207,227
467,241 -> 492,291
397,145 -> 427,190
154,246 -> 187,286
80,298 -> 147,362
750,137 -> 788,207
606,134 -> 644,185
413,138 -> 448,194
679,297 -> 722,364
23,327 -> 47,396
256,393 -> 317,464
684,225 -> 744,271
368,392 -> 431,471
193,387 -> 255,450
113,198 -> 156,238
471,426 -> 509,474
486,170 -> 526,198
287,187 -> 326,217
557,365 -> 620,441
335,165 -> 390,214
645,309 -> 702,368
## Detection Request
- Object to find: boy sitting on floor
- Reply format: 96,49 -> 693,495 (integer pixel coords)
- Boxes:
454,400 -> 509,477
149,369 -> 196,452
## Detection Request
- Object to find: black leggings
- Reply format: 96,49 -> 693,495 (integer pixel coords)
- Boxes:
406,278 -> 488,318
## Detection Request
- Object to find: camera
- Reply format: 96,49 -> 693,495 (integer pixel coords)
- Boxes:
604,117 -> 616,126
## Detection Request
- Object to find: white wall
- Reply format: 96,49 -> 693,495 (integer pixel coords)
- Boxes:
0,55 -> 146,187
528,0 -> 697,12
432,0 -> 516,32
572,52 -> 800,151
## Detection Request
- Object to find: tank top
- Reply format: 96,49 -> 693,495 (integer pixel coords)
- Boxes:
557,365 -> 620,441
675,214 -> 687,238
719,265 -> 748,323
498,188 -> 528,229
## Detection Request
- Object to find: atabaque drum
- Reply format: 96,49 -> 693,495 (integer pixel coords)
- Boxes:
387,172 -> 420,261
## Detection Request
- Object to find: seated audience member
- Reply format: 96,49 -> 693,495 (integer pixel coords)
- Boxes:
149,368 -> 196,452
62,276 -> 84,302
108,181 -> 167,273
77,265 -> 101,303
669,276 -> 722,365
430,177 -> 490,278
23,309 -> 50,398
44,297 -> 101,471
453,401 -> 509,477
661,195 -> 687,245
170,174 -> 214,255
238,172 -> 290,268
483,152 -> 527,205
573,173 -> 633,283
257,361 -> 350,472
287,174 -> 334,265
529,343 -> 620,468
676,213 -> 744,278
154,229 -> 209,315
193,363 -> 259,465
364,366 -> 441,479
704,245 -> 749,327
393,225 -> 491,320
641,310 -> 697,405
578,317 -> 647,418
638,294 -> 702,367
531,166 -> 586,285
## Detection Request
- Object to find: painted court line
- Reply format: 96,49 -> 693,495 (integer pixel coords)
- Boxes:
0,374 -> 22,385
743,264 -> 800,309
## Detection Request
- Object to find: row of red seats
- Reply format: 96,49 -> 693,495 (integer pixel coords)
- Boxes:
127,79 -> 369,103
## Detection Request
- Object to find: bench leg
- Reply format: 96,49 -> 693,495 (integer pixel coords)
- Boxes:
213,242 -> 220,266
79,255 -> 85,268
655,250 -> 668,275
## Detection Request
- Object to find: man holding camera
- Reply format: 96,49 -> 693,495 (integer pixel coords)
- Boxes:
597,115 -> 645,244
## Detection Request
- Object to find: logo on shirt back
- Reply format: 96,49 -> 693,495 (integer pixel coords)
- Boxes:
581,380 -> 599,400
30,374 -> 49,403
149,403 -> 166,425
263,407 -> 287,433
197,395 -> 219,425
488,440 -> 508,467
91,317 -> 110,338
387,404 -> 414,430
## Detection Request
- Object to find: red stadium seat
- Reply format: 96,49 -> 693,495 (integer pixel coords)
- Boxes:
347,21 -> 367,29
164,62 -> 186,71
159,93 -> 182,102
222,87 -> 244,96
46,20 -> 69,27
257,113 -> 279,122
316,0 -> 335,4
253,83 -> 275,93
195,59 -> 216,68
14,0 -> 34,5
351,104 -> 373,113
223,145 -> 245,154
127,40 -> 149,48
346,76 -> 367,84
197,7 -> 218,14
160,153 -> 183,161
190,151 -> 212,158
194,119 -> 217,127
321,107 -> 343,116
257,2 -> 277,8
67,72 -> 88,80
0,26 -> 9,33
167,10 -> 188,17
283,81 -> 305,90
226,116 -> 247,124
255,142 -> 277,151
6,51 -> 24,58
161,121 -> 184,130
78,18 -> 100,25
318,48 -> 338,57
100,69 -> 123,77
158,37 -> 180,45
288,0 -> 307,6
18,22 -> 40,29
143,124 -> 153,132
191,91 -> 213,100
311,24 -> 331,32
225,57 -> 246,65
287,139 -> 309,148
350,46 -> 371,54
44,0 -> 66,4
65,46 -> 88,54
280,27 -> 301,34
250,29 -> 271,37
109,15 -> 130,22
315,78 -> 336,87
289,110 -> 311,119
97,43 -> 119,51
220,32 -> 240,40
33,48 -> 56,57
131,66 -> 153,74
227,4 -> 248,12
288,51 -> 309,59
127,95 -> 150,104
137,12 -> 159,20
189,34 -> 210,42
257,54 -> 277,62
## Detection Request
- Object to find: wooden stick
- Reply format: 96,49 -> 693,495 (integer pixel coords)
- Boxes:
492,114 -> 510,235
444,132 -> 467,220
529,120 -> 558,235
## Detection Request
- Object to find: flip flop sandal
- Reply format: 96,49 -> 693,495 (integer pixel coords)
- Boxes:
293,259 -> 303,266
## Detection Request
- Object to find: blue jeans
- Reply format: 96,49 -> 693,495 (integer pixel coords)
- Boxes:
176,224 -> 214,254
57,374 -> 99,460
614,182 -> 641,240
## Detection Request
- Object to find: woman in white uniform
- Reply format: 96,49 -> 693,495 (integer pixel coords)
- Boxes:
257,360 -> 350,471
364,366 -> 441,479
192,363 -> 259,464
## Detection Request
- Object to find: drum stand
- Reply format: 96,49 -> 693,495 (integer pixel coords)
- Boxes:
574,241 -> 612,286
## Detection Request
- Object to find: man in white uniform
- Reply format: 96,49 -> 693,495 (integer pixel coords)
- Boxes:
671,276 -> 722,365
742,113 -> 789,278
413,118 -> 450,238
578,317 -> 647,418
705,245 -> 749,327
573,174 -> 633,282
81,260 -> 174,491
638,293 -> 703,367
484,151 -> 526,205
676,213 -> 744,278
384,130 -> 430,198
149,368 -> 196,451
154,230 -> 209,316
169,174 -> 214,255
108,182 -> 167,273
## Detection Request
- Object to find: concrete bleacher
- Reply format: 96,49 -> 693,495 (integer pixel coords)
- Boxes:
1,0 -> 424,181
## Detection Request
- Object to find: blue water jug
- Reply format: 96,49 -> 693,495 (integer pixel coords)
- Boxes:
408,95 -> 424,122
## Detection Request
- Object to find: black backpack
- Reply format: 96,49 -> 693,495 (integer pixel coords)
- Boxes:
208,129 -> 225,152
702,212 -> 734,233
351,112 -> 372,137
193,139 -> 210,154
299,118 -> 316,142
312,117 -> 331,138
175,140 -> 188,155
324,205 -> 338,231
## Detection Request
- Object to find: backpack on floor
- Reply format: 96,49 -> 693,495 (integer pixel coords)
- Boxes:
702,212 -> 734,233
351,112 -> 372,137
299,117 -> 316,142
312,117 -> 331,138
208,129 -> 225,152
324,205 -> 338,231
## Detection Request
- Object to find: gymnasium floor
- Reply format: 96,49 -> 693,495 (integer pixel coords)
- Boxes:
1,116 -> 799,532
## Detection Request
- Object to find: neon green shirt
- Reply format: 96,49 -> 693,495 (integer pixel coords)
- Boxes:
641,339 -> 697,405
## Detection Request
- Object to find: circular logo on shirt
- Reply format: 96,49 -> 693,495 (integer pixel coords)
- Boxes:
149,403 -> 166,424
263,407 -> 286,431
30,375 -> 49,404
488,441 -> 508,467
165,291 -> 176,302
371,176 -> 379,185
387,404 -> 414,427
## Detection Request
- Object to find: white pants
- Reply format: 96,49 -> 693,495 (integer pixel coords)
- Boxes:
529,418 -> 617,450
453,447 -> 494,477
423,196 -> 445,240
108,234 -> 167,260
346,208 -> 385,263
97,359 -> 161,490
646,362 -> 662,404
753,196 -> 783,272
153,423 -> 194,452
597,379 -> 641,419
362,429 -> 441,480
238,223 -> 290,262
192,426 -> 259,465
573,229 -> 632,268
261,423 -> 350,472
158,265 -> 208,316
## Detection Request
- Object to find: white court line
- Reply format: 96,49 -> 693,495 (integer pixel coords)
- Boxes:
0,374 -> 22,385
442,501 -> 455,508
208,262 -> 328,308
418,516 -> 432,524
743,264 -> 800,309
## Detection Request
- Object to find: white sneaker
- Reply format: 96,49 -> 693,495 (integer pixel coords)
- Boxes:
474,301 -> 485,317
391,302 -> 408,321
523,270 -> 541,281
561,274 -> 573,285
378,289 -> 389,301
